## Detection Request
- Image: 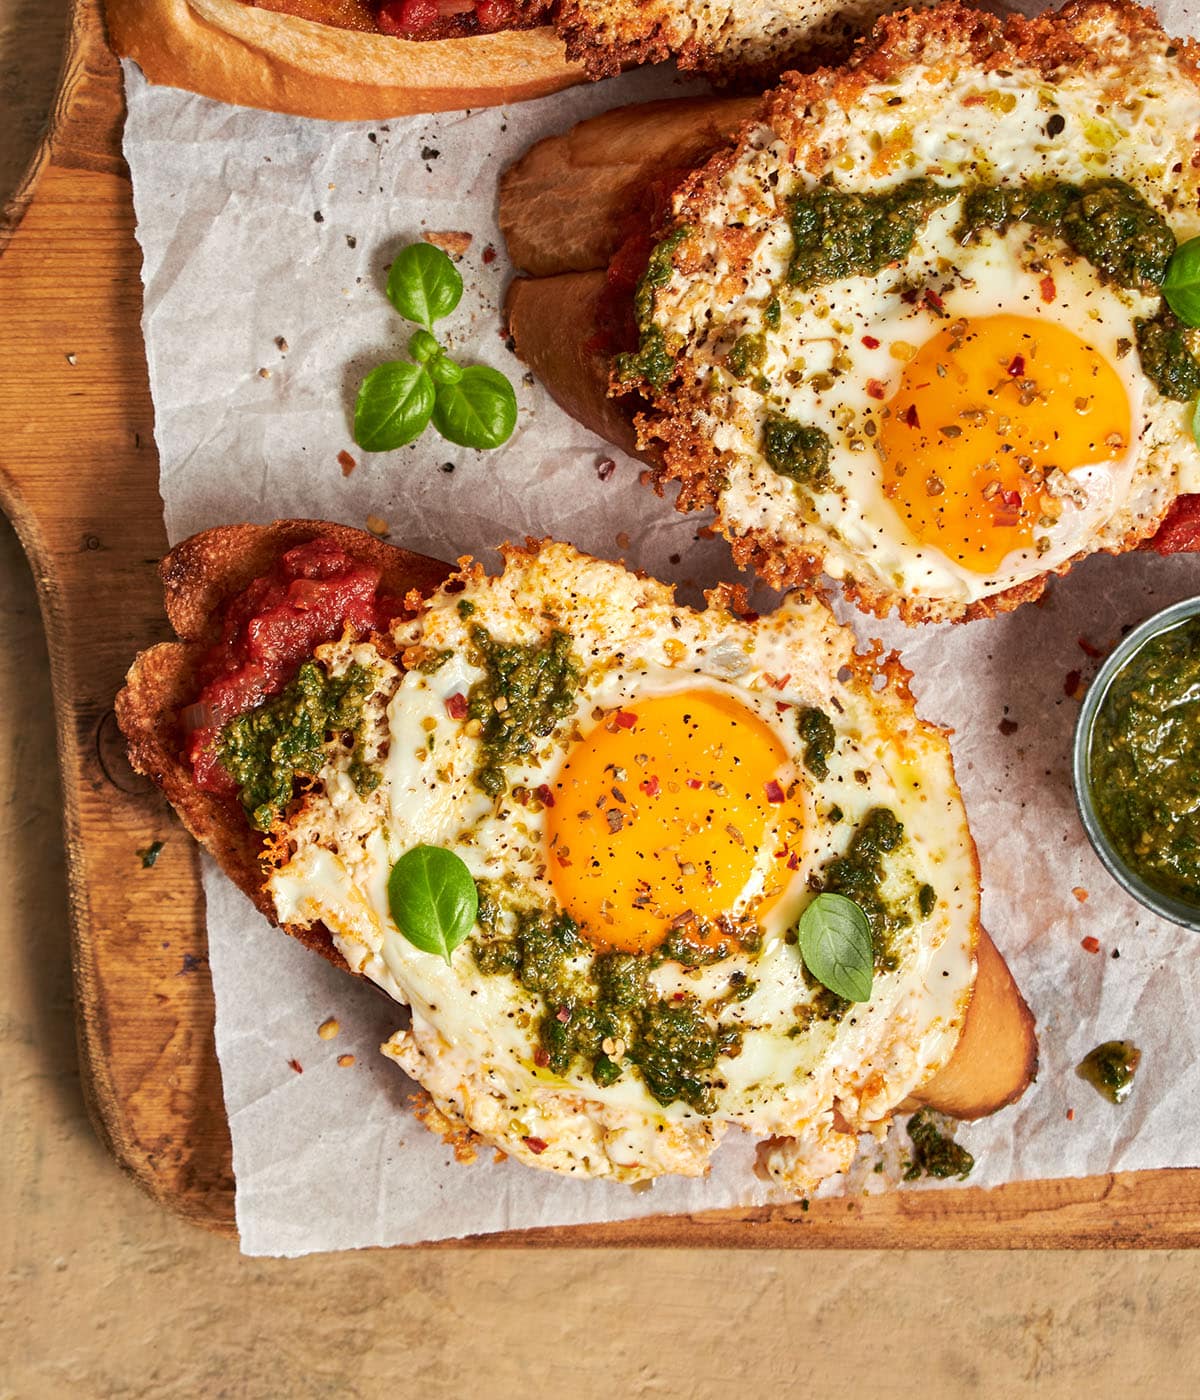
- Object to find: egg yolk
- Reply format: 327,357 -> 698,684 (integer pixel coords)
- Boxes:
545,690 -> 806,954
876,315 -> 1130,573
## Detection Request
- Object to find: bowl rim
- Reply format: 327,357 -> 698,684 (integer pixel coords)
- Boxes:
1072,592 -> 1200,931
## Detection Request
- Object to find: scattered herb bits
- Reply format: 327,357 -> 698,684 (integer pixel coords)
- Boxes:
353,242 -> 517,455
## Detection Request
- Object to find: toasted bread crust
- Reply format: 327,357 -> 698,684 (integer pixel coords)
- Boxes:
104,0 -> 584,119
116,520 -> 451,968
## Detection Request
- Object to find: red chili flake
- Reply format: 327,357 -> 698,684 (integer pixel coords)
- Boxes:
1064,669 -> 1082,698
993,488 -> 1022,526
614,710 -> 638,729
902,403 -> 921,429
861,335 -> 881,349
445,692 -> 468,720
764,780 -> 786,804
1081,935 -> 1101,954
555,1006 -> 571,1023
533,1049 -> 550,1068
1040,275 -> 1057,304
288,1058 -> 303,1074
1066,1108 -> 1075,1121
596,457 -> 617,482
686,778 -> 703,790
639,775 -> 661,797
768,672 -> 791,690
1007,354 -> 1025,377
337,449 -> 357,477
924,287 -> 945,311
535,783 -> 555,808
787,852 -> 800,870
866,378 -> 887,400
482,244 -> 497,264
1078,636 -> 1103,659
775,700 -> 793,714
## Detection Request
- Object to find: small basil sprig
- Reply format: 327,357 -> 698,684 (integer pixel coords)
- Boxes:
795,892 -> 874,1003
1163,236 -> 1200,327
387,845 -> 478,965
354,242 -> 518,454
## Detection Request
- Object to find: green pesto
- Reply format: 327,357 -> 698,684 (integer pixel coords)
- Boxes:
763,416 -> 833,491
728,333 -> 766,378
1077,1040 -> 1142,1103
1090,616 -> 1200,903
614,226 -> 692,390
457,598 -> 476,618
959,178 -> 1175,293
820,807 -> 913,973
218,660 -> 377,833
614,325 -> 676,390
471,899 -> 742,1112
917,883 -> 937,920
796,705 -> 836,780
466,624 -> 579,798
633,226 -> 690,329
415,648 -> 452,674
763,297 -> 782,330
790,981 -> 850,1035
1135,308 -> 1200,402
903,1108 -> 975,1181
138,840 -> 165,869
787,178 -> 957,291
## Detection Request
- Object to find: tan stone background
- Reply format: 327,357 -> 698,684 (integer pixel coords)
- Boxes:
3,5 -> 1200,1397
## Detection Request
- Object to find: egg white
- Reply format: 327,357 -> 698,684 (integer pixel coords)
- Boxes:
268,542 -> 978,1193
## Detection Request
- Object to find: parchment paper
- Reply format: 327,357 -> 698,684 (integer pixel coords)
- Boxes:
121,9 -> 1200,1253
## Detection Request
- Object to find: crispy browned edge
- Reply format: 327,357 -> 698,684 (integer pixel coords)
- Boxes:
115,519 -> 451,969
104,0 -> 585,120
503,0 -> 1200,624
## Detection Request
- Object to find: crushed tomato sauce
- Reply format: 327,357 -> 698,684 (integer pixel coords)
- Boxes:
186,538 -> 404,793
1144,493 -> 1200,554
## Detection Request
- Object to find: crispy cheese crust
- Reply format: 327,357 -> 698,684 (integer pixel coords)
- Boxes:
618,0 -> 1200,623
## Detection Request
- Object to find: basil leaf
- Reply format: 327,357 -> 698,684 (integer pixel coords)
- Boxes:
354,361 -> 434,452
427,354 -> 464,387
387,845 -> 478,965
432,365 -> 518,449
1163,236 -> 1200,326
1192,395 -> 1200,452
387,243 -> 463,328
796,892 -> 874,1002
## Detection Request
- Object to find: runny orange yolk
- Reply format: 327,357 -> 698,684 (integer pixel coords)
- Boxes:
876,315 -> 1131,573
545,690 -> 806,954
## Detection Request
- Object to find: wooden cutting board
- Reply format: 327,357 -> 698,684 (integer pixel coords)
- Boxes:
4,0 -> 1199,1247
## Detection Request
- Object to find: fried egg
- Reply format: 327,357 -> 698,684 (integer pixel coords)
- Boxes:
267,541 -> 979,1194
625,1 -> 1200,621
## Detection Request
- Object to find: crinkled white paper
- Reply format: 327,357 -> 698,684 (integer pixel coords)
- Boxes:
122,5 -> 1200,1254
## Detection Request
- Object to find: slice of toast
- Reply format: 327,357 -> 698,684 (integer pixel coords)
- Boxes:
116,519 -> 451,967
119,518 -> 1035,1116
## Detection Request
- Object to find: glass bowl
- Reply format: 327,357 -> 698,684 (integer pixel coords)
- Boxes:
1072,594 -> 1200,931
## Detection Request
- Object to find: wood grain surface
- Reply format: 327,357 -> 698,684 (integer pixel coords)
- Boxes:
4,0 -> 1200,1247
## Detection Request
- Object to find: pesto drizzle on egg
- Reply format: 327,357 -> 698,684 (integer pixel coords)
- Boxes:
465,625 -> 580,797
217,660 -> 378,833
472,891 -> 744,1112
815,807 -> 935,975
